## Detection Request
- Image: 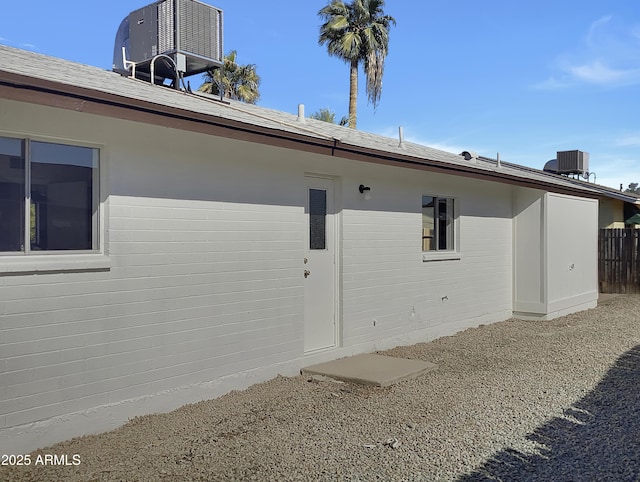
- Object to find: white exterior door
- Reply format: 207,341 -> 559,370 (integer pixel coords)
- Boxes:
304,177 -> 336,352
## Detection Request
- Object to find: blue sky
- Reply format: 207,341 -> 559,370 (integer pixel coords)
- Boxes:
2,0 -> 640,189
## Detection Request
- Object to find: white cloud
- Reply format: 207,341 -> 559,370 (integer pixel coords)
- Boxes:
614,134 -> 640,147
590,155 -> 640,190
531,76 -> 572,91
567,60 -> 640,85
586,15 -> 613,45
534,15 -> 640,89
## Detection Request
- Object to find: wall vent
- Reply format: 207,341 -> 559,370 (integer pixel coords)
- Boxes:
556,150 -> 589,176
113,0 -> 223,85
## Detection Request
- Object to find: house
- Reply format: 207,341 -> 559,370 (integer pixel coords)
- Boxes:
0,45 -> 619,453
569,182 -> 640,229
599,195 -> 640,228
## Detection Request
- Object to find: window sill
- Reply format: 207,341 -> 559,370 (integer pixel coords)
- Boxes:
0,254 -> 111,274
422,252 -> 462,262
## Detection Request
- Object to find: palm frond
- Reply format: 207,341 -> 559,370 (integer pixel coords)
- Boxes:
365,48 -> 385,107
198,50 -> 261,104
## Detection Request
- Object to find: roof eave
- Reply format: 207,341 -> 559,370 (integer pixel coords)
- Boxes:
0,69 -> 606,199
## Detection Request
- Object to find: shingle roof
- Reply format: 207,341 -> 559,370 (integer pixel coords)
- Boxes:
477,155 -> 640,204
1,44 -> 637,204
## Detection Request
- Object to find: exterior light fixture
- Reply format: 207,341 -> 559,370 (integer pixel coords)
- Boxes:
359,184 -> 372,200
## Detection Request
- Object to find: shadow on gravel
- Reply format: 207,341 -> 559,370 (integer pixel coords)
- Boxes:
459,345 -> 640,482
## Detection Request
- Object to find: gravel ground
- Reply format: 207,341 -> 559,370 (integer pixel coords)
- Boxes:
3,294 -> 640,482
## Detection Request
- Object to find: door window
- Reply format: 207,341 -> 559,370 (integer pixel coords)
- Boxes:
309,188 -> 327,250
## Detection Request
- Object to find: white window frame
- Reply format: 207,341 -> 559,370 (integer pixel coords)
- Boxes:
422,194 -> 461,262
0,133 -> 109,273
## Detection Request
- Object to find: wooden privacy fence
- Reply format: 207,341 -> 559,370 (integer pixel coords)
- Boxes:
599,228 -> 640,293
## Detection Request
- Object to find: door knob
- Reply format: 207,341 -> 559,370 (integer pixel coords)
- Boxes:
304,269 -> 311,278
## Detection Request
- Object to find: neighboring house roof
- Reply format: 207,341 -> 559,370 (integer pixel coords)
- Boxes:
0,44 -> 636,203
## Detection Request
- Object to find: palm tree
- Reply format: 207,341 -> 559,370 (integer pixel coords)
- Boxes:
199,50 -> 261,104
625,183 -> 640,194
318,0 -> 395,129
310,108 -> 349,126
310,107 -> 337,123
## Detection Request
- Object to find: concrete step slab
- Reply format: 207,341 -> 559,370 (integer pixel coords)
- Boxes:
302,353 -> 437,387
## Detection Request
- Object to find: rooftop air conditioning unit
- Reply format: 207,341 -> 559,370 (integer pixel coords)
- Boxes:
113,0 -> 223,85
556,150 -> 589,176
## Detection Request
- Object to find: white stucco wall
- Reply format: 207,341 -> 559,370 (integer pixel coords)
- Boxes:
0,98 -> 584,452
513,188 -> 598,319
513,188 -> 546,314
339,170 -> 513,347
546,193 -> 598,317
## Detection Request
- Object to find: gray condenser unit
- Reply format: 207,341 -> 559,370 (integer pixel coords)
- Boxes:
556,150 -> 589,176
113,0 -> 223,85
